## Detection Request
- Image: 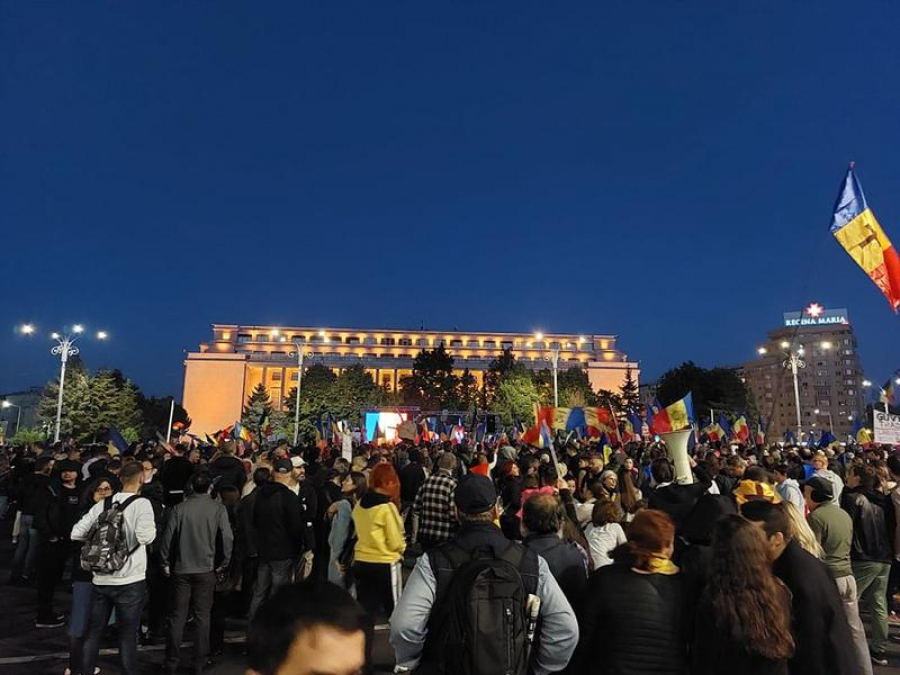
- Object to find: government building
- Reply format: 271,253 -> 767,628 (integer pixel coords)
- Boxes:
183,324 -> 639,435
743,304 -> 867,441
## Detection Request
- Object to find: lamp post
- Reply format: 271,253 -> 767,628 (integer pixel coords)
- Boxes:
287,331 -> 327,445
814,408 -> 833,434
1,401 -> 21,437
18,324 -> 107,443
535,331 -> 560,407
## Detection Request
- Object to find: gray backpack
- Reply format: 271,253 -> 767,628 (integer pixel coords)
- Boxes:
79,495 -> 143,573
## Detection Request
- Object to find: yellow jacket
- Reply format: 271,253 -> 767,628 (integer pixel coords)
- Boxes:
352,492 -> 406,564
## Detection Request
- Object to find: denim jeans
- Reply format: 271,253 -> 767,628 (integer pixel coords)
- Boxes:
82,581 -> 147,675
10,513 -> 38,579
248,558 -> 293,619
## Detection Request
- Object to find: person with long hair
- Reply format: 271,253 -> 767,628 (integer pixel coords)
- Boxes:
327,471 -> 368,590
573,509 -> 686,674
351,463 -> 405,618
65,477 -> 114,675
691,515 -> 794,674
616,465 -> 643,522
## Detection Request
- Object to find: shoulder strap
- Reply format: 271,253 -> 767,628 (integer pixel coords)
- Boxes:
118,495 -> 144,512
103,496 -> 113,512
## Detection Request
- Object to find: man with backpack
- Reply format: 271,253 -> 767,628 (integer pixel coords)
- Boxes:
390,474 -> 578,675
71,460 -> 157,675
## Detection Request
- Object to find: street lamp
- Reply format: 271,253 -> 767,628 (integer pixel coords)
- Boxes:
19,324 -> 108,443
814,408 -> 834,434
1,401 -> 21,437
288,334 -> 328,445
535,331 -> 560,407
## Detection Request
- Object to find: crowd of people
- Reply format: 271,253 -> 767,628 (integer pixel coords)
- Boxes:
2,430 -> 900,674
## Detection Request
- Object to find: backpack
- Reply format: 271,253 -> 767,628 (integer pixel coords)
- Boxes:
419,542 -> 539,675
79,495 -> 144,574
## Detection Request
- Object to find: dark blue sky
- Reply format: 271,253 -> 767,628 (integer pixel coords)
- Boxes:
3,1 -> 899,400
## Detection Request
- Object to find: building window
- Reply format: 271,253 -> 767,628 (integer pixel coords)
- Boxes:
272,371 -> 282,381
399,338 -> 412,346
501,341 -> 513,350
237,334 -> 253,343
484,340 -> 496,348
380,338 -> 396,346
848,388 -> 855,395
450,339 -> 463,347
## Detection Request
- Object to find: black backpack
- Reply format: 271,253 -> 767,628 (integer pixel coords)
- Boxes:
419,542 -> 539,675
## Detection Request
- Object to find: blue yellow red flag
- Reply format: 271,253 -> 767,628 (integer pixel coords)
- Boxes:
831,165 -> 900,312
650,394 -> 693,433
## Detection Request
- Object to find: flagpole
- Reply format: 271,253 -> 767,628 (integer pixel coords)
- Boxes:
164,397 -> 175,444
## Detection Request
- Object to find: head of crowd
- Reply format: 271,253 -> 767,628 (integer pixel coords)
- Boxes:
2,427 -> 900,675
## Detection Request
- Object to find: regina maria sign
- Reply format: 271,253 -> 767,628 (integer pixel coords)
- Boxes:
783,303 -> 849,327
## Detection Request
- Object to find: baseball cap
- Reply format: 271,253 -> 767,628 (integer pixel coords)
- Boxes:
454,474 -> 497,515
803,476 -> 834,503
290,455 -> 305,468
273,458 -> 293,475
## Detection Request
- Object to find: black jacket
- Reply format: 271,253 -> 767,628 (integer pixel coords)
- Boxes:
253,481 -> 306,562
209,455 -> 246,491
647,481 -> 711,533
160,456 -> 194,504
772,540 -> 857,675
33,481 -> 80,540
841,486 -> 894,563
18,472 -> 50,516
574,560 -> 687,675
523,533 -> 587,605
399,462 -> 426,503
237,487 -> 262,559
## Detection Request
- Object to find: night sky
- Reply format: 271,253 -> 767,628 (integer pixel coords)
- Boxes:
3,2 -> 899,400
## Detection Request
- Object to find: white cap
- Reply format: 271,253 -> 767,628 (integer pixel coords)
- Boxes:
290,455 -> 305,468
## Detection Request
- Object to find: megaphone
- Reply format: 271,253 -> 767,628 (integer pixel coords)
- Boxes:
659,429 -> 694,484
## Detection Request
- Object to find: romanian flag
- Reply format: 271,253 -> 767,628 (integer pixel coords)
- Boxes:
314,414 -> 324,442
732,415 -> 751,444
627,409 -> 643,441
831,165 -> 900,312
650,393 -> 694,434
704,421 -> 727,443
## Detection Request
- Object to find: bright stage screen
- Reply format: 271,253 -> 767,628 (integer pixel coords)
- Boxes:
364,411 -> 409,443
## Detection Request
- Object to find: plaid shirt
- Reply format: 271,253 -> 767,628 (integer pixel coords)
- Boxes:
414,469 -> 458,542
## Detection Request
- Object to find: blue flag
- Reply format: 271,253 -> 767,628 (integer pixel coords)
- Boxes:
818,430 -> 836,448
108,427 -> 129,455
717,414 -> 733,439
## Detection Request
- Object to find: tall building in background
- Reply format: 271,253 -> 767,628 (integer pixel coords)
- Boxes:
183,324 -> 639,435
744,304 -> 866,441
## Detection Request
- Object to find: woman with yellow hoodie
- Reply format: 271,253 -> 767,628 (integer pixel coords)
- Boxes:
351,462 -> 405,617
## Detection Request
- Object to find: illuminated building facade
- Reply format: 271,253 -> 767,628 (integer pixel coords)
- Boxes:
743,304 -> 866,441
183,324 -> 639,435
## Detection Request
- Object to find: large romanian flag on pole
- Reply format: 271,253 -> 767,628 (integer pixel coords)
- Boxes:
831,164 -> 900,312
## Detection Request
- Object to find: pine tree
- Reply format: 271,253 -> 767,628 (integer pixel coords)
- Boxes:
38,358 -> 92,441
619,366 -> 640,411
399,345 -> 460,409
242,382 -> 274,439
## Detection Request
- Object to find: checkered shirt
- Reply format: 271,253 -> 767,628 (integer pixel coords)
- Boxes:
414,469 -> 459,542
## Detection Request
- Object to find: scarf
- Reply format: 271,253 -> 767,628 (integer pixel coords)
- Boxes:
635,554 -> 680,576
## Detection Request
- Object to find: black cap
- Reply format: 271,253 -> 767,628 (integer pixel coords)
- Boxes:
454,474 -> 497,514
273,458 -> 293,475
803,476 -> 834,503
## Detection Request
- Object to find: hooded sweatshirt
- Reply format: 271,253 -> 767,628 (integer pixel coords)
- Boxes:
352,492 -> 405,564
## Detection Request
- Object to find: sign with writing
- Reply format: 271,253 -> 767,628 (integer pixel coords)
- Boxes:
783,303 -> 849,327
874,412 -> 900,445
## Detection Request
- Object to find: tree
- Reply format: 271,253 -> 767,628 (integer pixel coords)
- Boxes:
557,367 -> 599,407
38,363 -> 144,442
484,348 -> 525,406
656,361 -> 754,420
492,372 -> 541,425
242,382 -> 276,439
38,357 -> 92,441
399,345 -> 460,409
619,366 -> 640,411
457,368 -> 479,410
284,364 -> 339,441
137,395 -> 191,440
9,428 -> 47,448
329,364 -> 385,423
